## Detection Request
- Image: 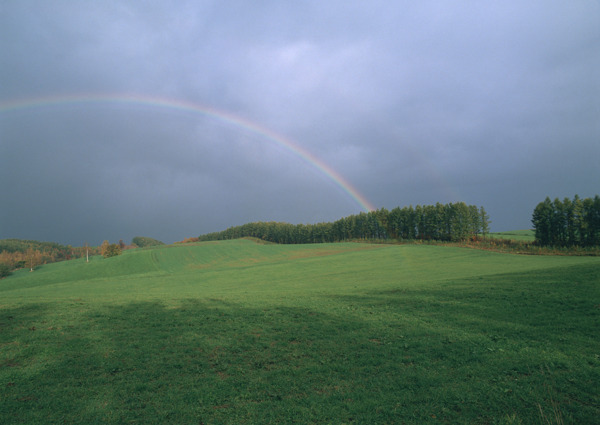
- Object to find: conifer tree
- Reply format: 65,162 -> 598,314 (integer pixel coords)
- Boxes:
532,197 -> 553,245
479,206 -> 490,237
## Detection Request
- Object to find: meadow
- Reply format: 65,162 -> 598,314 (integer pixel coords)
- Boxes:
1,240 -> 599,424
488,230 -> 536,242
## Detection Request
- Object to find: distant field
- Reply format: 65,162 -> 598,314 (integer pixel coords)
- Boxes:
489,229 -> 536,241
1,240 -> 599,424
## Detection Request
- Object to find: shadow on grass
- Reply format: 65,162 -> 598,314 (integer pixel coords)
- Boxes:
1,263 -> 599,424
2,299 -> 378,424
326,262 -> 600,424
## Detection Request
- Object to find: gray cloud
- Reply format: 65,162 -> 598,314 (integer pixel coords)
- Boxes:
1,0 -> 599,244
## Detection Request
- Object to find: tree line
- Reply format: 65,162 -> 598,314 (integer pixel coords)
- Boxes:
0,239 -> 91,268
0,239 -> 97,277
0,236 -> 163,277
532,195 -> 600,247
198,202 -> 491,244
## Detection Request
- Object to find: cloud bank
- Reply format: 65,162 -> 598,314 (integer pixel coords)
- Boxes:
1,1 -> 598,244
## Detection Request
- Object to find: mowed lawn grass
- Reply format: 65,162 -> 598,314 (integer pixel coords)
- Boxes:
1,240 -> 599,424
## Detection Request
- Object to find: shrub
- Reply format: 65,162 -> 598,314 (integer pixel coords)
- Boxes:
103,244 -> 122,258
100,241 -> 122,258
131,236 -> 165,248
0,263 -> 12,278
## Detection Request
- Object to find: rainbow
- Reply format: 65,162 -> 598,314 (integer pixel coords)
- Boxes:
0,93 -> 376,212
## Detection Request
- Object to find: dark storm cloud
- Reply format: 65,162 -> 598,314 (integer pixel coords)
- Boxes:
1,1 -> 599,245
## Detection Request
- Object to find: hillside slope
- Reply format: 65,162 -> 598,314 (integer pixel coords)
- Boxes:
1,239 -> 597,303
1,240 -> 599,424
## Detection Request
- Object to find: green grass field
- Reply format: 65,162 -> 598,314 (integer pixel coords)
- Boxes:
489,230 -> 536,242
1,240 -> 599,424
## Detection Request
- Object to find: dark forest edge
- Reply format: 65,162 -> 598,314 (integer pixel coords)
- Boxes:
198,202 -> 490,244
197,198 -> 600,256
2,196 -> 599,279
532,195 -> 600,247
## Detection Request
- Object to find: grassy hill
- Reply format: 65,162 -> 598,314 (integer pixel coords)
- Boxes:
1,240 -> 599,424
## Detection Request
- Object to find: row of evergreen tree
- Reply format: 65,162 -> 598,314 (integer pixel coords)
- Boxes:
532,195 -> 600,247
198,202 -> 491,244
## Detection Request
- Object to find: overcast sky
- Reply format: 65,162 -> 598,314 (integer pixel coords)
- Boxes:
1,1 -> 599,245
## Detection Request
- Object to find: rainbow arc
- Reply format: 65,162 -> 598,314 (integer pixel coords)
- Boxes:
0,93 -> 376,212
